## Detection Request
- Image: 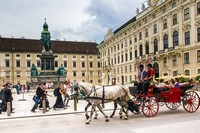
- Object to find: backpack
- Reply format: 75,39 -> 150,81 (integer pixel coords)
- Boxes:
0,89 -> 5,100
53,88 -> 59,96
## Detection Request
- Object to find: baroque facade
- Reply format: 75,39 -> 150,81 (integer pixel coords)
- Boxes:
98,0 -> 200,85
0,37 -> 101,85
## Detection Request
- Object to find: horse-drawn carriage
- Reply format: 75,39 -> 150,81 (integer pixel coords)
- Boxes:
129,82 -> 200,117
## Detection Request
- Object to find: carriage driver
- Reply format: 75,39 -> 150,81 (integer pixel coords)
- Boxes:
136,64 -> 147,94
141,63 -> 155,95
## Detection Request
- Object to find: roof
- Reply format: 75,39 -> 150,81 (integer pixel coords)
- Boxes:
0,37 -> 99,54
114,17 -> 136,34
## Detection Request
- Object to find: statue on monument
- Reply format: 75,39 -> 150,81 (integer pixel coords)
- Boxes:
57,64 -> 65,76
30,64 -> 38,76
41,19 -> 51,52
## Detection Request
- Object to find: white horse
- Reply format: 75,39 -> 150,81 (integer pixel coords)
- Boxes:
77,82 -> 133,124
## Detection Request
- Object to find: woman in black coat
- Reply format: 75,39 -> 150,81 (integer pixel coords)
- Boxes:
53,84 -> 65,110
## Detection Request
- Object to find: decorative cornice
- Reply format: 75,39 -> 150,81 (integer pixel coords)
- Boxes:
182,23 -> 191,31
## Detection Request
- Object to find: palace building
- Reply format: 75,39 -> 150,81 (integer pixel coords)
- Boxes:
98,0 -> 200,85
0,37 -> 101,85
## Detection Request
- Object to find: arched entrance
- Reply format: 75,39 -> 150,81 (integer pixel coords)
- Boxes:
153,62 -> 159,79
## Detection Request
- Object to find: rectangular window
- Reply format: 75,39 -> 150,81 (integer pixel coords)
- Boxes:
139,32 -> 142,40
163,57 -> 167,67
197,2 -> 200,15
73,71 -> 77,77
163,19 -> 167,29
5,54 -> 9,57
16,54 -> 20,57
173,71 -> 178,76
64,61 -> 67,67
37,60 -> 41,67
172,55 -> 177,66
73,55 -> 76,58
82,62 -> 85,67
90,62 -> 93,68
27,54 -> 31,57
81,56 -> 85,58
55,61 -> 58,67
145,29 -> 148,38
125,66 -> 127,73
27,60 -> 31,67
121,55 -> 123,63
97,62 -> 101,68
16,60 -> 20,67
129,65 -> 132,73
184,8 -> 190,20
197,27 -> 200,42
185,31 -> 190,45
121,67 -> 123,74
134,35 -> 137,43
130,52 -> 132,60
16,71 -> 21,77
172,2 -> 176,8
173,14 -> 177,25
197,50 -> 200,62
82,72 -> 85,77
153,24 -> 157,34
5,60 -> 10,67
73,62 -> 76,67
135,50 -> 137,58
184,52 -> 190,64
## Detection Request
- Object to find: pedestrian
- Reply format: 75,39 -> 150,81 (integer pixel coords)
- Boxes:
31,83 -> 45,112
63,79 -> 71,107
4,83 -> 14,113
53,83 -> 65,110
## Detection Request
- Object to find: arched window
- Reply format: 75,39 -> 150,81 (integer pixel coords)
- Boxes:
173,31 -> 179,47
145,42 -> 149,55
139,44 -> 143,56
154,38 -> 158,53
163,34 -> 168,49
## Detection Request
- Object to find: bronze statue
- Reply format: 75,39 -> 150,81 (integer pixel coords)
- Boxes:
41,19 -> 51,51
57,64 -> 65,75
31,64 -> 38,76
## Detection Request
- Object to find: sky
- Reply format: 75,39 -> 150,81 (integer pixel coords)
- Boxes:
0,0 -> 146,43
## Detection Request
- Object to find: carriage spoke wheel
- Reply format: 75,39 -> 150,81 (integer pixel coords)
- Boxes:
182,91 -> 200,113
165,102 -> 181,110
142,98 -> 159,117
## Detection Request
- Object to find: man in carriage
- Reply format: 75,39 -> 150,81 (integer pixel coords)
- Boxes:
141,63 -> 155,95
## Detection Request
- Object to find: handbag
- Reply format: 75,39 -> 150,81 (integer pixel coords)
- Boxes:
33,94 -> 40,103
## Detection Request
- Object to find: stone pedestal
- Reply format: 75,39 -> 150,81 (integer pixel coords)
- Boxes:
31,51 -> 66,89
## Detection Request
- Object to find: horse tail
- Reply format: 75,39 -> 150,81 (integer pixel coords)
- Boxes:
120,85 -> 134,100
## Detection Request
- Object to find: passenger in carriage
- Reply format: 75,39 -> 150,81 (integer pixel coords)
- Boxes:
136,64 -> 147,94
174,78 -> 180,89
141,63 -> 154,95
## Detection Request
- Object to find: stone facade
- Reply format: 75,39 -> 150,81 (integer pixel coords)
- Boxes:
0,38 -> 101,86
98,0 -> 200,85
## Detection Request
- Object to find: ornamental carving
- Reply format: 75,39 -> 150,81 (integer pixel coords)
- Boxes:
182,24 -> 191,31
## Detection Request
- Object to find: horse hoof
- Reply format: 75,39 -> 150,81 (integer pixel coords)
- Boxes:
124,117 -> 128,120
105,119 -> 109,122
94,117 -> 97,119
109,115 -> 113,118
85,122 -> 90,124
120,116 -> 123,119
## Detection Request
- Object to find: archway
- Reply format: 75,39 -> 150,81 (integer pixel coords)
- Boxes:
153,62 -> 159,79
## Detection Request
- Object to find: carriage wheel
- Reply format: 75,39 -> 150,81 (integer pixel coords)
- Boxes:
165,102 -> 181,110
142,98 -> 159,117
182,91 -> 200,113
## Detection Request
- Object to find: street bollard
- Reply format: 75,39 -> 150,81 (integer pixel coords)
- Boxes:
7,102 -> 11,116
74,94 -> 77,111
42,100 -> 46,113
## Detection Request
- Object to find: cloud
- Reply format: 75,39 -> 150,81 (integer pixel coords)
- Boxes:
0,0 -> 146,43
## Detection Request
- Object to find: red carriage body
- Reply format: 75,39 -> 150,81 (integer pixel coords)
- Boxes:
133,83 -> 200,117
